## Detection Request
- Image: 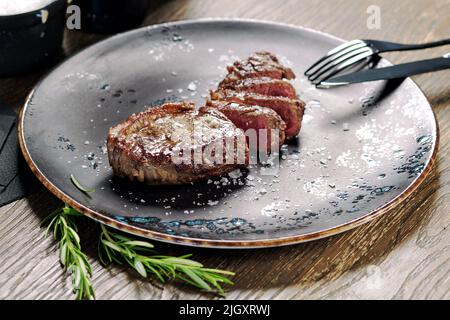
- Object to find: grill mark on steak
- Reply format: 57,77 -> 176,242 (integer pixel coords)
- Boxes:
205,100 -> 286,151
219,77 -> 297,99
107,102 -> 248,185
211,89 -> 305,139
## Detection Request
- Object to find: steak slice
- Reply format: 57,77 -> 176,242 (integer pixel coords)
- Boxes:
211,89 -> 305,139
205,100 -> 286,151
107,102 -> 248,185
220,51 -> 295,86
219,77 -> 297,99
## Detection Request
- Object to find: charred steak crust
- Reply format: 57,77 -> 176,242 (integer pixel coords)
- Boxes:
220,51 -> 295,86
205,100 -> 286,150
107,102 -> 249,185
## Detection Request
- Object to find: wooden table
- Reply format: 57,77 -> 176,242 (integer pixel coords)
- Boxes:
1,0 -> 449,300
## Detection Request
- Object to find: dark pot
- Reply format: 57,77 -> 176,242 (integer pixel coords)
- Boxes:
72,0 -> 151,33
0,0 -> 68,77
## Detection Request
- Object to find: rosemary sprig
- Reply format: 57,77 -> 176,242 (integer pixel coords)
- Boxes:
42,201 -> 235,299
98,224 -> 235,295
41,205 -> 95,300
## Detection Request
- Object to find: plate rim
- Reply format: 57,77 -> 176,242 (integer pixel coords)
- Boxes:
18,18 -> 440,249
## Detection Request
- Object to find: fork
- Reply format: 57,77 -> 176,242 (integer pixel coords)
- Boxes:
305,38 -> 450,85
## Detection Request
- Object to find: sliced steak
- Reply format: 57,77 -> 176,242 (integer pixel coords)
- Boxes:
214,52 -> 305,140
211,89 -> 305,139
219,77 -> 297,99
220,51 -> 295,86
107,102 -> 248,185
205,100 -> 286,151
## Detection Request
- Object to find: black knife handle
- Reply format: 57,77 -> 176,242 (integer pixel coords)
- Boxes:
364,38 -> 450,53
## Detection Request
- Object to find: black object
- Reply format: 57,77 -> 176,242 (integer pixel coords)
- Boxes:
321,54 -> 450,86
71,0 -> 150,33
0,107 -> 15,152
358,38 -> 450,53
0,106 -> 41,207
0,0 -> 67,77
18,20 -> 438,247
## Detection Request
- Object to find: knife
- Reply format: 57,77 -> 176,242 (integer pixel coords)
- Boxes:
320,53 -> 450,87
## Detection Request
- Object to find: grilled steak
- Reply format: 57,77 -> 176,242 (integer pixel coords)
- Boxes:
211,89 -> 304,139
205,100 -> 286,151
212,52 -> 305,140
107,52 -> 303,185
107,102 -> 248,185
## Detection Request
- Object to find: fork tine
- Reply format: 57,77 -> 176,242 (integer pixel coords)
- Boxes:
304,40 -> 365,76
306,43 -> 369,79
304,40 -> 364,75
313,51 -> 374,85
308,47 -> 373,82
327,39 -> 366,56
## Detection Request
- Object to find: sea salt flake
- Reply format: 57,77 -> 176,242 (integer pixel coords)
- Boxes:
187,82 -> 197,91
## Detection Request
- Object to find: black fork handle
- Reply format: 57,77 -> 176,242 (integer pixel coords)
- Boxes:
364,38 -> 450,53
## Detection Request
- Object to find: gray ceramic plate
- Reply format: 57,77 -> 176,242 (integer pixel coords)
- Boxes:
19,19 -> 439,248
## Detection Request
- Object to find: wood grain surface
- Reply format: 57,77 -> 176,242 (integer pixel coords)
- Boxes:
0,0 -> 449,300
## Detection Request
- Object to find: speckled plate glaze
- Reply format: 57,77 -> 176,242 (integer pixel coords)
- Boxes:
19,19 -> 439,248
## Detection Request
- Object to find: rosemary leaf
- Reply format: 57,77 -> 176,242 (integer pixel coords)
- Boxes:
122,240 -> 155,249
179,267 -> 212,291
133,258 -> 147,278
70,174 -> 95,195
